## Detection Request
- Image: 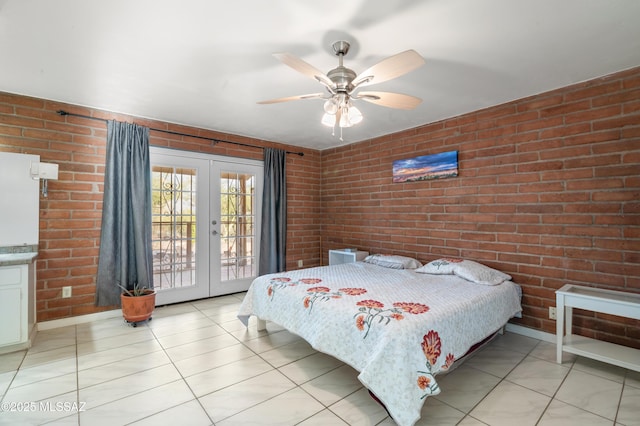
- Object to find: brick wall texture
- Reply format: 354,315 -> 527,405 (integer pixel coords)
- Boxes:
1,65 -> 638,349
0,99 -> 321,321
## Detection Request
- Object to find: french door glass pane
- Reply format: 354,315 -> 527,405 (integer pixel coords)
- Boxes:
151,166 -> 197,290
220,172 -> 256,282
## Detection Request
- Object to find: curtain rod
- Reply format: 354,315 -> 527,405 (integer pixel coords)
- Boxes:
56,110 -> 304,157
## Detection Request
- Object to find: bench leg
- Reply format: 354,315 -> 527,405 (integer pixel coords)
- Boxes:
256,318 -> 266,331
556,294 -> 564,364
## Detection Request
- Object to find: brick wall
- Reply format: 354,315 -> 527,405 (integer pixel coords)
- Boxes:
0,95 -> 322,321
321,66 -> 640,349
1,66 -> 638,347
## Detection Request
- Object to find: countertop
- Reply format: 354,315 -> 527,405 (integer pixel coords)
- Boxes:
0,252 -> 38,266
0,245 -> 38,266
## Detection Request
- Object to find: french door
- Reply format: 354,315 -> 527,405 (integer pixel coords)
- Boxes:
150,147 -> 262,305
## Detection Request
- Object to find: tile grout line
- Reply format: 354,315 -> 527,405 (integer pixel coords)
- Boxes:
142,301 -> 217,426
3,297 -> 634,426
72,319 -> 186,424
194,300 -> 367,425
453,336 -> 540,425
194,301 -> 324,424
145,300 -> 301,425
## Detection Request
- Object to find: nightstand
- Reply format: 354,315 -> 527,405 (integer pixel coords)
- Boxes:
556,284 -> 640,372
328,249 -> 369,265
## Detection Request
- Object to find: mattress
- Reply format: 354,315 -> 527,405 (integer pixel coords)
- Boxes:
238,261 -> 522,426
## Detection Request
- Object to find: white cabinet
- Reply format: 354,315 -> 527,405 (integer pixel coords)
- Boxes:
556,284 -> 640,372
0,258 -> 37,353
329,249 -> 369,265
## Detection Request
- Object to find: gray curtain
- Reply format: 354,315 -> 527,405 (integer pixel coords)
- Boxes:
259,148 -> 287,275
95,120 -> 154,306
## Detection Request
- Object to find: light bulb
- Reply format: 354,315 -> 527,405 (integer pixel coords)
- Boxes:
323,99 -> 338,114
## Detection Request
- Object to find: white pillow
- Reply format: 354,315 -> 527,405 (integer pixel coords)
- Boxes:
363,254 -> 422,269
415,258 -> 511,285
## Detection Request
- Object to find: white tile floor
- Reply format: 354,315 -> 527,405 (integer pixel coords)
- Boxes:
1,292 -> 638,426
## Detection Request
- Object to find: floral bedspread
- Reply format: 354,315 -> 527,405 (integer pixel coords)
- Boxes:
237,262 -> 522,426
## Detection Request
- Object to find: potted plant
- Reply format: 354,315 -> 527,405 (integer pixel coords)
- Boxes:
118,282 -> 156,327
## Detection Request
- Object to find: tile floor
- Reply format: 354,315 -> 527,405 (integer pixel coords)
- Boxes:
0,292 -> 638,426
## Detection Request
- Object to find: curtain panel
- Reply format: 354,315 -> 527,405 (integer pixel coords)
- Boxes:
95,120 -> 154,306
259,148 -> 287,275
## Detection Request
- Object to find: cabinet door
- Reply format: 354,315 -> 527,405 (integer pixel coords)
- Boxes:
0,287 -> 22,345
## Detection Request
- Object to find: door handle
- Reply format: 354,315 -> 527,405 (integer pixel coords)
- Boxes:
212,230 -> 218,235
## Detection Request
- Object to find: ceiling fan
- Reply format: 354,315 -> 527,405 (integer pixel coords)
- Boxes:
258,40 -> 426,139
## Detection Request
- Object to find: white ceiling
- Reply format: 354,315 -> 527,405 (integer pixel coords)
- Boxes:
1,1 -> 639,151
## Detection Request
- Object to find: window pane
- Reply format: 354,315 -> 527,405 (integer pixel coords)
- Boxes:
151,166 -> 197,290
219,171 -> 256,281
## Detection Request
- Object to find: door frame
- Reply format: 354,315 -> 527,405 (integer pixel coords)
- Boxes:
150,147 -> 262,305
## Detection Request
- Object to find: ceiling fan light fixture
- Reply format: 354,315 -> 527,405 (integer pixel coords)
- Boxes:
260,40 -> 425,141
336,105 -> 362,128
323,99 -> 338,114
339,112 -> 351,128
321,112 -> 336,127
347,105 -> 363,125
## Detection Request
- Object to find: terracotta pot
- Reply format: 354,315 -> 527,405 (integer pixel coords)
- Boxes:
120,290 -> 156,325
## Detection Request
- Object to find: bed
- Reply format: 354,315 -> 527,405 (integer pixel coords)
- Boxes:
237,256 -> 522,426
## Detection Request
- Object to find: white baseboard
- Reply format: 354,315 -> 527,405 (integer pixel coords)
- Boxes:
37,308 -> 121,331
506,323 -> 555,343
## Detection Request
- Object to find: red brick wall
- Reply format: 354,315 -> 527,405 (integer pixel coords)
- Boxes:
0,95 -> 322,321
1,66 -> 638,348
321,66 -> 640,349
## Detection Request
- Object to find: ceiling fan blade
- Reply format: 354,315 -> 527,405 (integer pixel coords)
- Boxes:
351,50 -> 425,89
273,52 -> 336,92
355,91 -> 423,110
257,93 -> 325,104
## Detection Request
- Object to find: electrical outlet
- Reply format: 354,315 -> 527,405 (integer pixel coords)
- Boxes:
297,259 -> 303,268
62,286 -> 72,298
549,306 -> 557,320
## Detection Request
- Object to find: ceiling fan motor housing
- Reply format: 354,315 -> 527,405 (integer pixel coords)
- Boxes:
327,66 -> 357,92
327,40 -> 357,93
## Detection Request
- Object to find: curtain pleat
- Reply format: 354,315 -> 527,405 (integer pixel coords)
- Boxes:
259,148 -> 287,275
95,120 -> 154,306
